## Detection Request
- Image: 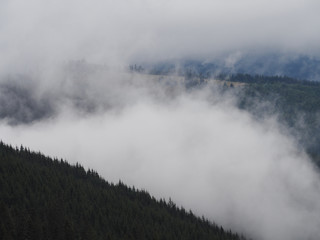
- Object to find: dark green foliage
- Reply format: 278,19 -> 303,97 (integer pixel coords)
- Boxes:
178,71 -> 320,165
148,55 -> 320,81
228,74 -> 320,165
217,73 -> 314,85
0,142 -> 246,240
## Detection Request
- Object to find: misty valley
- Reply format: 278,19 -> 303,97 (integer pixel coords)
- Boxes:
1,60 -> 320,240
1,0 -> 320,239
1,60 -> 320,164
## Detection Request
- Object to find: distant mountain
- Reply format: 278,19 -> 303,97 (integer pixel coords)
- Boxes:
228,74 -> 320,165
178,72 -> 320,165
147,53 -> 320,81
0,141 -> 246,240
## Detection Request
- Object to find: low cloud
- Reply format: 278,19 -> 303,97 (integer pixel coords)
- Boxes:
1,0 -> 320,74
0,70 -> 320,240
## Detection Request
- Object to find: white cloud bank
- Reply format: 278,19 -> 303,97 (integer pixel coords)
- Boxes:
0,0 -> 320,73
0,78 -> 320,240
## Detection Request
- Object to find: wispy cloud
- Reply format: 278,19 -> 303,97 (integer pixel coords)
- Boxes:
1,1 -> 320,239
0,0 -> 319,73
0,71 -> 320,240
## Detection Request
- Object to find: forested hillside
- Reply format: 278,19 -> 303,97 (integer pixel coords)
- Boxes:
168,69 -> 320,165
0,142 -> 246,240
146,54 -> 320,81
226,74 -> 320,165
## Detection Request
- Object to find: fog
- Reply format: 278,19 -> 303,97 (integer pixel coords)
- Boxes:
1,0 -> 320,73
1,0 -> 320,240
0,69 -> 320,240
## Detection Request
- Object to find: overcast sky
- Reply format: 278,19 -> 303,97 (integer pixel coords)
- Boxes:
1,0 -> 320,73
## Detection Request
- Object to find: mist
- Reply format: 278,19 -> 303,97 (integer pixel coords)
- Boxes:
0,68 -> 320,240
1,0 -> 320,240
1,0 -> 320,74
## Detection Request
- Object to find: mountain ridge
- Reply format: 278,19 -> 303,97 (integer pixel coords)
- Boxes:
0,141 -> 247,240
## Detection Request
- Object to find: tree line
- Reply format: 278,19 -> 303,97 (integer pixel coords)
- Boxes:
0,141 -> 247,240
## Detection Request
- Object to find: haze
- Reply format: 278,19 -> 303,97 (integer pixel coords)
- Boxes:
1,0 -> 320,72
1,1 -> 320,240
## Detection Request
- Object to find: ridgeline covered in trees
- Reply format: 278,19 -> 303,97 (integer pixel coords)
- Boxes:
159,66 -> 320,166
228,74 -> 320,165
0,141 -> 246,240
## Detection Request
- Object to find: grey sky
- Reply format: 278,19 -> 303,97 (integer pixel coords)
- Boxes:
1,0 -> 320,73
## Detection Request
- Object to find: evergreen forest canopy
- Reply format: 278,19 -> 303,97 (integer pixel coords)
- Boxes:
146,54 -> 320,81
217,74 -> 320,165
0,141 -> 247,240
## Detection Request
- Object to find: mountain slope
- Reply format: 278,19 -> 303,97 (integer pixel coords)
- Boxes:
0,142 -> 246,240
